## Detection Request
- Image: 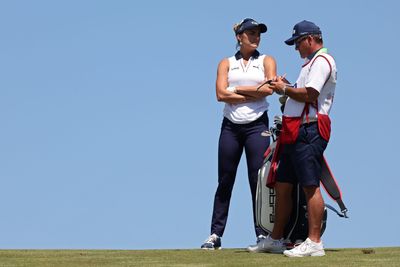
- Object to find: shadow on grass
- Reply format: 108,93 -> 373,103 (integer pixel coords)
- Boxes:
325,249 -> 341,252
232,248 -> 343,253
232,249 -> 249,253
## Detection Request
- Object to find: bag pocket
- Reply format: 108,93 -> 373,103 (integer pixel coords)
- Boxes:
280,115 -> 302,144
317,114 -> 331,142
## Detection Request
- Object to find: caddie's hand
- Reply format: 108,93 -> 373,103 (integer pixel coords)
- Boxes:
270,74 -> 290,95
269,81 -> 286,95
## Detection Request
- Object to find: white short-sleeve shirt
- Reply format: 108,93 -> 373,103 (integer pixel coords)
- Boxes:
283,50 -> 337,119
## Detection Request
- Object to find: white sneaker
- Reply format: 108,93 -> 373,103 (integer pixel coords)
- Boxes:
283,238 -> 325,257
246,235 -> 266,252
247,235 -> 285,253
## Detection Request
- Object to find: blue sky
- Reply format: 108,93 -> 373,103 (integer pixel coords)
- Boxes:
0,0 -> 399,249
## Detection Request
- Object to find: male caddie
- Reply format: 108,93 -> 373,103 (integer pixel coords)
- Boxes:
248,20 -> 337,257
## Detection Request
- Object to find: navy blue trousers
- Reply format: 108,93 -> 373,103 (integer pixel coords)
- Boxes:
211,112 -> 270,237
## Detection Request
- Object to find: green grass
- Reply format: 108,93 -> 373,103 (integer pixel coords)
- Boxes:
0,247 -> 399,267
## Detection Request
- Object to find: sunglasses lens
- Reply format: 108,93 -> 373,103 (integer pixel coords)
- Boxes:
295,35 -> 307,47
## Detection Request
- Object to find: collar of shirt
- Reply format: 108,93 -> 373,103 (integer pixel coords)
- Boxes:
235,50 -> 260,60
307,47 -> 328,60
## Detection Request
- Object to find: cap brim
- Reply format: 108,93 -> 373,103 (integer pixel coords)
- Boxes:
236,23 -> 268,35
259,24 -> 267,33
285,30 -> 322,45
284,36 -> 298,46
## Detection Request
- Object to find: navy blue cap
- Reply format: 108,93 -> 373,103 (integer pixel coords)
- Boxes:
285,20 -> 322,45
235,18 -> 267,35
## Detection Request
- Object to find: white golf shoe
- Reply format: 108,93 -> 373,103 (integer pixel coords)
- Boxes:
283,238 -> 325,257
246,235 -> 285,253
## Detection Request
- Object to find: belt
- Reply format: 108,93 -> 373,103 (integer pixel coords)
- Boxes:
301,117 -> 318,125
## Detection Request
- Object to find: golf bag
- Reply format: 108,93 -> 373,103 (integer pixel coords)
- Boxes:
255,116 -> 348,246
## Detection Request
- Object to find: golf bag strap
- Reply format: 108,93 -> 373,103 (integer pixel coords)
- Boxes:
266,139 -> 283,188
320,156 -> 349,218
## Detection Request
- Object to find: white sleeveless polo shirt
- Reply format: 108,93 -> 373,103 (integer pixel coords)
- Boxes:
223,51 -> 269,124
